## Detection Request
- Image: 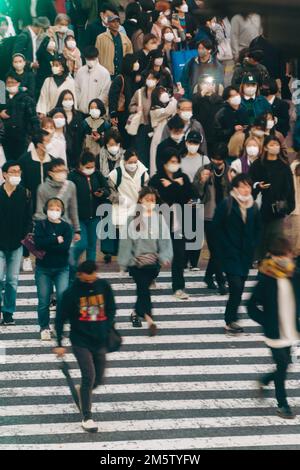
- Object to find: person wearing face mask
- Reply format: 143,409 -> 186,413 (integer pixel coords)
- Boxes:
55,90 -> 85,169
98,128 -> 124,177
82,99 -> 111,159
193,143 -> 230,293
37,56 -> 77,117
109,53 -> 140,148
128,70 -> 159,167
53,260 -> 117,433
96,15 -> 133,79
194,14 -> 218,52
118,186 -> 173,332
33,198 -> 72,341
149,86 -> 177,176
47,108 -> 68,165
145,49 -> 173,93
10,53 -> 35,99
260,79 -> 290,138
213,174 -> 261,334
136,33 -> 158,73
239,74 -> 271,125
232,49 -> 270,88
0,72 -> 40,161
69,152 -> 110,272
35,35 -> 58,96
34,158 -> 81,244
230,136 -> 261,176
151,10 -> 171,44
0,15 -> 14,44
171,0 -> 196,44
181,39 -> 224,99
13,16 -> 50,69
83,3 -> 127,48
156,114 -> 187,169
63,33 -> 82,76
160,26 -> 178,69
47,14 -> 73,55
75,46 -> 111,115
249,136 -> 295,259
149,148 -> 196,299
214,86 -> 250,146
0,161 -> 31,325
247,237 -> 300,420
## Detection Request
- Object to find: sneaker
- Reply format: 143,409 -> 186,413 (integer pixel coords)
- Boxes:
277,405 -> 295,420
218,284 -> 228,295
75,384 -> 82,412
204,277 -> 217,290
1,313 -> 15,325
81,419 -> 98,433
131,313 -> 142,328
40,329 -> 52,341
148,323 -> 158,337
224,322 -> 244,334
22,257 -> 33,272
174,290 -> 189,300
190,267 -> 201,271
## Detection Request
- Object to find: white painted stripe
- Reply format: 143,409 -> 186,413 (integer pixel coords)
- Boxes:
2,398 -> 300,417
0,415 -> 299,438
1,364 -> 300,381
0,319 -> 258,333
1,434 -> 298,450
0,334 -> 265,349
14,293 -> 252,306
16,280 -> 257,293
0,380 -> 299,398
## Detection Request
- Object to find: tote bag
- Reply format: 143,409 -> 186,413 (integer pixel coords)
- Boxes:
125,89 -> 143,136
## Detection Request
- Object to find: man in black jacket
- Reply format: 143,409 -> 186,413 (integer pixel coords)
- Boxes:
13,16 -> 50,66
0,71 -> 40,160
0,160 -> 31,325
260,79 -> 290,138
54,260 -> 117,433
156,115 -> 187,171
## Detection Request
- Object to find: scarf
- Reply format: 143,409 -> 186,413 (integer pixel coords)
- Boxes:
63,46 -> 81,74
259,256 -> 295,279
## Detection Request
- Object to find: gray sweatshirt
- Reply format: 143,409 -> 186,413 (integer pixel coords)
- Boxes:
118,212 -> 173,270
34,177 -> 81,233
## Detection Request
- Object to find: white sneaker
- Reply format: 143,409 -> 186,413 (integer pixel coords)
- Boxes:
190,267 -> 200,272
81,419 -> 98,433
174,290 -> 189,300
40,329 -> 52,341
22,257 -> 33,272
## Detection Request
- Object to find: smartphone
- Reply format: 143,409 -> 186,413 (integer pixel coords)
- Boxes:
262,183 -> 271,189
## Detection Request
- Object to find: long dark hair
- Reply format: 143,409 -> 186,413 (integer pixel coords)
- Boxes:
261,135 -> 287,164
133,186 -> 160,232
55,89 -> 75,112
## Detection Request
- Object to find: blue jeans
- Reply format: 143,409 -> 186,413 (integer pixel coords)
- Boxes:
35,266 -> 69,330
70,218 -> 99,267
0,247 -> 23,316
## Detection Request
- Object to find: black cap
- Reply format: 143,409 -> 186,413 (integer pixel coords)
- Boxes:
186,130 -> 203,144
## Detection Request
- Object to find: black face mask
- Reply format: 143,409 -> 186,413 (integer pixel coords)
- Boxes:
260,88 -> 271,96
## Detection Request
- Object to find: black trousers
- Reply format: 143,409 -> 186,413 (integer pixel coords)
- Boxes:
72,345 -> 106,421
129,265 -> 160,318
261,347 -> 291,408
171,235 -> 186,292
204,220 -> 225,285
225,274 -> 247,324
185,205 -> 201,268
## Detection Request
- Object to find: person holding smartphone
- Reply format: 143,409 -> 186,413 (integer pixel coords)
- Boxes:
68,151 -> 110,275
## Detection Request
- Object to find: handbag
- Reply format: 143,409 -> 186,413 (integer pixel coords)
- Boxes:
21,233 -> 46,260
125,89 -> 143,136
135,253 -> 159,268
106,325 -> 122,353
217,38 -> 233,61
117,75 -> 126,112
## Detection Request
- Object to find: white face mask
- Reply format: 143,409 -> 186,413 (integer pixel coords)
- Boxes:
53,118 -> 66,128
228,95 -> 241,106
180,111 -> 193,121
62,100 -> 74,110
146,79 -> 157,88
180,4 -> 189,13
166,163 -> 180,173
142,202 -> 156,211
160,92 -> 170,104
90,109 -> 101,119
47,40 -> 56,51
187,144 -> 200,154
82,168 -> 95,176
52,66 -> 61,75
53,172 -> 67,183
267,146 -> 281,155
125,163 -> 138,172
246,146 -> 259,157
86,59 -> 97,68
107,145 -> 120,155
8,176 -> 21,186
236,192 -> 252,203
252,129 -> 265,138
171,133 -> 184,143
133,62 -> 140,72
164,32 -> 174,42
6,86 -> 19,94
14,62 -> 25,72
47,209 -> 61,220
266,119 -> 275,130
66,40 -> 76,49
160,17 -> 169,26
244,86 -> 257,97
154,58 -> 163,66
59,25 -> 68,34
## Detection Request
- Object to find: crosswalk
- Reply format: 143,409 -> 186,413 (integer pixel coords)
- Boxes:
0,270 -> 300,450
